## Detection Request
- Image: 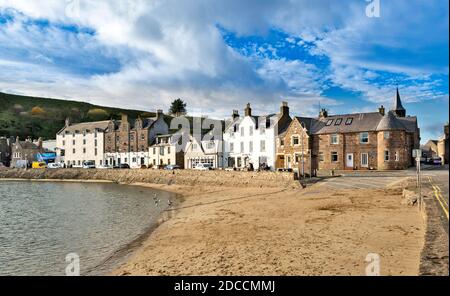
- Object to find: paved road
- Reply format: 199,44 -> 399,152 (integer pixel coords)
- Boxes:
318,175 -> 405,189
318,165 -> 447,190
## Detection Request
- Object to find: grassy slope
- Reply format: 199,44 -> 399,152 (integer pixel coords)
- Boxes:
0,92 -> 153,140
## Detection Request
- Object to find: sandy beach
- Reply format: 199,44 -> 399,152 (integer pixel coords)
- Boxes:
113,181 -> 424,276
0,169 -> 425,275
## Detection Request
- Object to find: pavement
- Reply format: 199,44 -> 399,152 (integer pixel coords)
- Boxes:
315,164 -> 449,275
419,165 -> 449,275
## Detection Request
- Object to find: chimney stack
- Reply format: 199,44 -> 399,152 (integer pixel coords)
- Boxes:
378,105 -> 385,116
232,110 -> 239,120
157,109 -> 163,119
245,103 -> 252,117
280,101 -> 289,117
65,117 -> 71,127
319,108 -> 328,118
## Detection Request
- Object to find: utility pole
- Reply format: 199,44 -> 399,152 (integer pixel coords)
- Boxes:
414,149 -> 422,210
300,123 -> 305,179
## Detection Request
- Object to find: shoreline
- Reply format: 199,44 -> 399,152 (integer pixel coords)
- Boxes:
1,169 -> 425,275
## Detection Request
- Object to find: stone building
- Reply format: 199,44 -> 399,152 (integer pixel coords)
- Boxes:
0,136 -> 14,167
104,111 -> 169,167
275,116 -> 317,175
437,124 -> 449,164
10,137 -> 44,168
56,119 -> 110,167
421,140 -> 439,160
276,89 -> 420,172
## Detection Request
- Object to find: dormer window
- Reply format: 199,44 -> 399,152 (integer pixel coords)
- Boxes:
326,119 -> 333,126
335,118 -> 342,126
345,118 -> 353,125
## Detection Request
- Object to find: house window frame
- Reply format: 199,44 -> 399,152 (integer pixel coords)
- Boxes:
331,151 -> 339,162
260,140 -> 266,152
384,131 -> 390,139
318,152 -> 324,162
384,150 -> 390,162
330,134 -> 339,145
360,132 -> 369,144
292,135 -> 300,146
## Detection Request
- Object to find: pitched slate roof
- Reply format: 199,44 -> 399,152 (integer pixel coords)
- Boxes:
59,120 -> 111,134
292,111 -> 418,135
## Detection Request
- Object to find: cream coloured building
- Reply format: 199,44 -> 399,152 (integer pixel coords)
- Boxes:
56,119 -> 110,167
148,133 -> 187,168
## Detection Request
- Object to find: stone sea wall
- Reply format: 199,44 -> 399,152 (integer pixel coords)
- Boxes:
0,168 -> 300,189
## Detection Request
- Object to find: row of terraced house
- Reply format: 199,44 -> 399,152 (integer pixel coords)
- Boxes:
55,89 -> 420,173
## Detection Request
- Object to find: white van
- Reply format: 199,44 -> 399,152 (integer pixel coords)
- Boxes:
194,163 -> 214,171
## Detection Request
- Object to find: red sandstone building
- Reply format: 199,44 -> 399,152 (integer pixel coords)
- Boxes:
276,89 -> 420,173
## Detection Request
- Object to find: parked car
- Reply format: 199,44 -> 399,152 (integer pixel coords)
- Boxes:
47,163 -> 63,169
432,157 -> 442,165
164,165 -> 181,170
114,163 -> 130,169
82,161 -> 96,169
194,163 -> 214,171
32,162 -> 47,169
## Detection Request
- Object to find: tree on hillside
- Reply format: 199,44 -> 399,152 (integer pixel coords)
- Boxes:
31,106 -> 46,116
169,98 -> 187,117
87,108 -> 109,121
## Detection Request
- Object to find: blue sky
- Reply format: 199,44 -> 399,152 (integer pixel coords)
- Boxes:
0,0 -> 448,142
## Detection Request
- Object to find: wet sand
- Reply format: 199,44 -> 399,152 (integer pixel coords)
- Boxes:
113,182 -> 425,276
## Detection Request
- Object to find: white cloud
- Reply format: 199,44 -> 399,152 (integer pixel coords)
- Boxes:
0,0 -> 447,119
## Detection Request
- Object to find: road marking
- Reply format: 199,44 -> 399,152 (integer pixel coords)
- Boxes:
428,176 -> 449,220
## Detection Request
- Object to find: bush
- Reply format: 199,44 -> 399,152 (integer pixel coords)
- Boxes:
31,106 -> 46,116
87,108 -> 109,120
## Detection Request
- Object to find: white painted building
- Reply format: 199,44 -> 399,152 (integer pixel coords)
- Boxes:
56,119 -> 110,167
148,133 -> 187,168
223,102 -> 291,170
184,133 -> 224,169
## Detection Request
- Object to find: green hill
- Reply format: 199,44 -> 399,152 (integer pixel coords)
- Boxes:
0,92 -> 153,140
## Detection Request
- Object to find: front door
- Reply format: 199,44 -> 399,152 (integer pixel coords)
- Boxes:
346,153 -> 354,168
